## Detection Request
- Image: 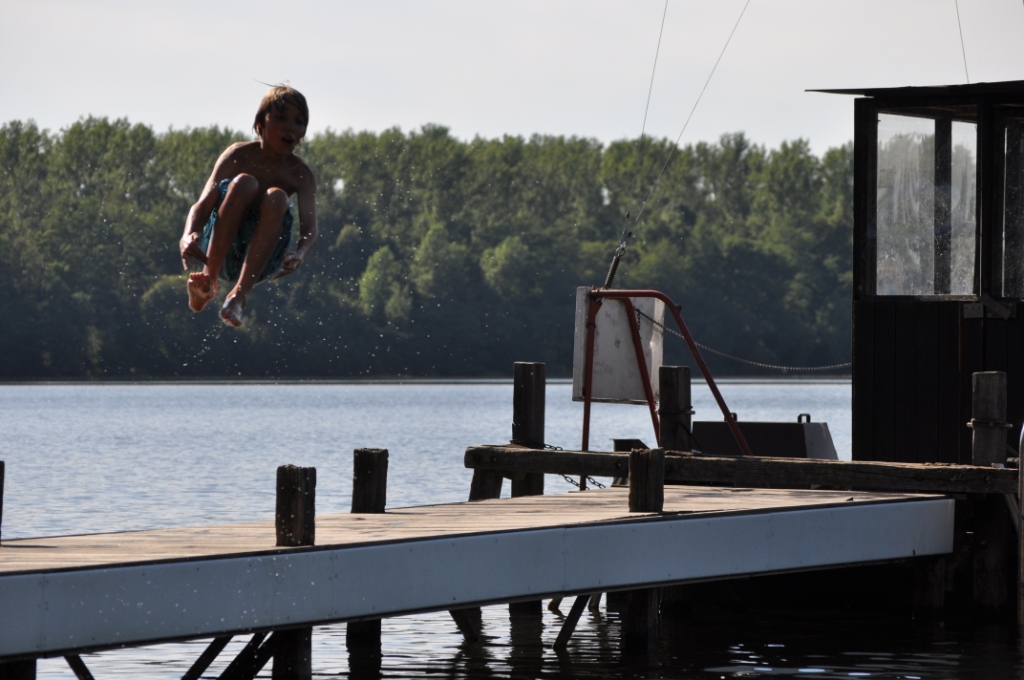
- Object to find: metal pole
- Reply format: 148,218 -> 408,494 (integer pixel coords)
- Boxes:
622,298 -> 661,446
593,288 -> 753,457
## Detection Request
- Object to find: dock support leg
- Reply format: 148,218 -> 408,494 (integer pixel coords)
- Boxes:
449,608 -> 482,642
509,601 -> 544,677
622,449 -> 664,658
0,659 -> 36,680
658,366 -> 698,618
274,465 -> 316,680
622,588 -> 660,658
969,374 -> 1014,614
912,557 -> 947,615
182,636 -> 232,680
461,466 -> 501,638
64,656 -> 95,680
553,594 -> 590,651
973,493 -> 1012,612
219,632 -> 273,680
510,362 -> 546,617
347,449 -> 390,654
272,629 -> 311,680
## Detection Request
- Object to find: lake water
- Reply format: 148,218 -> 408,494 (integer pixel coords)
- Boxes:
0,380 -> 1020,679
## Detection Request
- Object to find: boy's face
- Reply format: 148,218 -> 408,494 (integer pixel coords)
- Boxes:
261,102 -> 307,154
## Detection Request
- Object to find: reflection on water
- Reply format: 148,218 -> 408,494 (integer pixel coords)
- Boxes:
33,606 -> 1024,679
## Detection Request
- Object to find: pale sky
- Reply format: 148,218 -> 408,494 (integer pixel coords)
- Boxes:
4,0 -> 1024,155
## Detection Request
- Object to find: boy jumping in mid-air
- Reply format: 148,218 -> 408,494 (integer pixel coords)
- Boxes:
179,84 -> 318,326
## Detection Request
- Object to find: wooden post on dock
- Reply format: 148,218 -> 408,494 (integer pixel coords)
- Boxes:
969,372 -> 1013,612
971,372 -> 1008,467
347,448 -> 389,655
273,465 -> 316,680
511,362 -> 546,497
1,460 -> 5,545
658,367 -> 699,618
510,363 -> 545,617
624,448 -> 664,657
352,448 -> 388,514
628,449 -> 664,514
658,366 -> 694,452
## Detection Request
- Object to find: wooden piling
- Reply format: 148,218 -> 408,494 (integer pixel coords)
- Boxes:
510,362 -> 546,497
657,367 -> 697,617
658,366 -> 694,452
1,460 -> 4,545
970,372 -> 1009,467
0,659 -> 36,679
352,448 -> 388,514
968,372 -> 1015,613
276,465 -> 316,548
468,470 -> 503,501
622,587 -> 660,658
912,557 -> 946,615
347,449 -> 389,654
628,449 -> 664,513
510,363 -> 545,615
624,449 -> 664,656
273,466 -> 316,679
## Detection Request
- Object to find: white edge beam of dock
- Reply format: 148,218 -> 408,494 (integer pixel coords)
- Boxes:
0,497 -> 953,658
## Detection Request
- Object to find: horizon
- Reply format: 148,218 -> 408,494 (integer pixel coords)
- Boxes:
8,114 -> 857,156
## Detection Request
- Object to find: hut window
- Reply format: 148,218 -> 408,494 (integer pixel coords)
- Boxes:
876,113 -> 976,296
1002,121 -> 1024,297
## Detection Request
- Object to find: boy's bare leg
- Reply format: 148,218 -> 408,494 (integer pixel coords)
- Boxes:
220,188 -> 288,327
188,174 -> 259,312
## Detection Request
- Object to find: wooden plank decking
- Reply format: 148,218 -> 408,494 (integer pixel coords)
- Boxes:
0,486 -> 953,659
0,486 -> 933,574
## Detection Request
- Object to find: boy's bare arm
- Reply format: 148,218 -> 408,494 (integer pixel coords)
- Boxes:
274,170 -> 318,279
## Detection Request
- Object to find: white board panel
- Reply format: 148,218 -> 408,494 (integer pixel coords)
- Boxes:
572,287 -> 664,404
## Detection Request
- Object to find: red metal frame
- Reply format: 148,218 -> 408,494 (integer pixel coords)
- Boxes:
580,287 -> 753,458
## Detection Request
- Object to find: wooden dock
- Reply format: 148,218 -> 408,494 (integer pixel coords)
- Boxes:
0,485 -> 951,660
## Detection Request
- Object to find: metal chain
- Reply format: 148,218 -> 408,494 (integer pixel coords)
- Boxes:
508,442 -> 609,489
635,309 -> 852,373
560,474 -> 607,490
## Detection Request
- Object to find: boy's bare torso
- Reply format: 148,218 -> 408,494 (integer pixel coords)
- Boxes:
212,141 -> 313,206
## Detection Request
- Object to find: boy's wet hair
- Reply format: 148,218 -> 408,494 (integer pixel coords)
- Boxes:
253,85 -> 309,138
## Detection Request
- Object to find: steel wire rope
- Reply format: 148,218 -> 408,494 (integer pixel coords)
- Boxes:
954,0 -> 970,84
628,0 -> 752,230
635,308 -> 852,373
619,0 -> 670,238
603,0 -> 751,288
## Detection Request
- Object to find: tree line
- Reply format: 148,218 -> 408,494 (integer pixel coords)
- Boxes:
0,117 -> 853,379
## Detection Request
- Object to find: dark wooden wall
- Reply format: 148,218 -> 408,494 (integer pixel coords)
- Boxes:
852,300 -> 1024,463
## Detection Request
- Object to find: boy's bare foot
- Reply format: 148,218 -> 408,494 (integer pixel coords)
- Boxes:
187,272 -> 217,312
220,293 -> 246,327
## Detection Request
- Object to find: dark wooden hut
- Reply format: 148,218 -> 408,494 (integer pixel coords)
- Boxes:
819,81 -> 1024,463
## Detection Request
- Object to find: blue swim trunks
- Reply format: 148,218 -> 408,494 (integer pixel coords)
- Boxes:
199,177 -> 293,283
